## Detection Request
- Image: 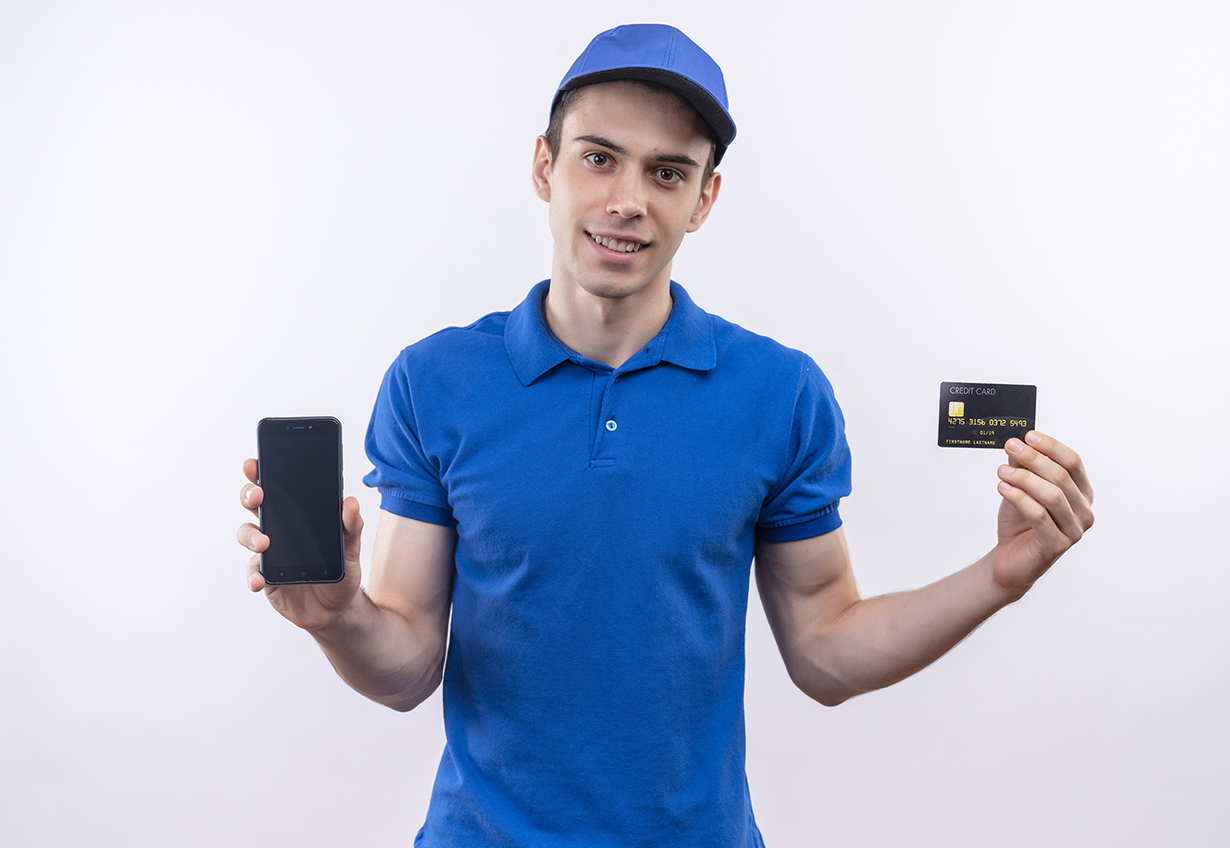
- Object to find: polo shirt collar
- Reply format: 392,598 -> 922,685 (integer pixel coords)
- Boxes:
505,279 -> 716,386
660,281 -> 717,372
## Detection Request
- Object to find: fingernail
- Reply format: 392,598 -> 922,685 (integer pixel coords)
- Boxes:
998,481 -> 1013,494
249,533 -> 262,550
999,465 -> 1013,478
1006,439 -> 1023,453
1025,431 -> 1042,446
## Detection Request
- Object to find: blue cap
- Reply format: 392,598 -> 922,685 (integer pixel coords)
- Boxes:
553,24 -> 736,165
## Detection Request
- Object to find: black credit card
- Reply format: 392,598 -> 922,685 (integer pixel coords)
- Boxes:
938,382 -> 1036,449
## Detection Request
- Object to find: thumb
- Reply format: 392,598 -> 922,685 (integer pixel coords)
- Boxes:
343,497 -> 364,557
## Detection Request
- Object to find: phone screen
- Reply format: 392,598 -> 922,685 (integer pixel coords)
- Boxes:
257,417 -> 345,584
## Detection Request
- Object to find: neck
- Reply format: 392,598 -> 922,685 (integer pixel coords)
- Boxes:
542,276 -> 673,369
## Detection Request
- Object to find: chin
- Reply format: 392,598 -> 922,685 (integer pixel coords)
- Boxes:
577,276 -> 653,301
581,283 -> 641,300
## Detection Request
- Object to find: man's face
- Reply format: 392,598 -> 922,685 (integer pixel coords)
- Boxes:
532,81 -> 720,303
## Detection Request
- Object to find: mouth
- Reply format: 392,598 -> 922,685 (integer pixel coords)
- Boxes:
587,232 -> 647,254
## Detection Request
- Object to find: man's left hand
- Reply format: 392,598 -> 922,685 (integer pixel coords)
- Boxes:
993,431 -> 1095,594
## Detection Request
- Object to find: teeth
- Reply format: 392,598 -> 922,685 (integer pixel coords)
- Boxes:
589,233 -> 644,253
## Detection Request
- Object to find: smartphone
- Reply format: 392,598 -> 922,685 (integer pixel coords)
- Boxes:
256,417 -> 345,585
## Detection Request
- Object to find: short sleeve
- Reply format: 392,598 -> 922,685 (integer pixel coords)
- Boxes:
362,351 -> 457,528
755,354 -> 852,542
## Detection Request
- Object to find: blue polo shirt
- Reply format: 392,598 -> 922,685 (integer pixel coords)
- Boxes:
364,280 -> 852,847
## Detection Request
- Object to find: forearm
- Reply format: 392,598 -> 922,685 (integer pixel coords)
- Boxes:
779,549 -> 1022,706
308,590 -> 447,712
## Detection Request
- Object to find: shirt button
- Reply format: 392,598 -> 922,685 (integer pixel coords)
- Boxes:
605,419 -> 618,432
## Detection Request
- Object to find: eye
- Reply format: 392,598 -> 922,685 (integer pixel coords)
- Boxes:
585,152 -> 612,167
655,168 -> 681,183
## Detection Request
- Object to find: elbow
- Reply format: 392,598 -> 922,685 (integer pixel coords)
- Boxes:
381,667 -> 443,712
372,648 -> 447,713
783,651 -> 862,708
815,692 -> 850,708
799,679 -> 856,709
384,684 -> 430,712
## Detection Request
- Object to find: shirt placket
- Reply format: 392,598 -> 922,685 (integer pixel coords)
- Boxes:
589,367 -> 619,469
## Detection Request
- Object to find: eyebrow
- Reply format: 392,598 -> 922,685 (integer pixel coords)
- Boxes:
573,134 -> 701,169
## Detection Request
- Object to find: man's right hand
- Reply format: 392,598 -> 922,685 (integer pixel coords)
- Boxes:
237,457 -> 455,711
237,457 -> 365,632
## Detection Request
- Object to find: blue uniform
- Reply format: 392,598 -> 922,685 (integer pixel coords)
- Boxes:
364,280 -> 852,847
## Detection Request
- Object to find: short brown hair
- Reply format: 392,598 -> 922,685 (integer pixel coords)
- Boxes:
543,81 -> 718,190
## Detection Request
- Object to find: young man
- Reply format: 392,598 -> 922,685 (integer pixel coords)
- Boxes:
237,24 -> 1093,847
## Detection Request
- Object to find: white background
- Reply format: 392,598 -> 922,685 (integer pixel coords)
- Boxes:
2,1 -> 1226,845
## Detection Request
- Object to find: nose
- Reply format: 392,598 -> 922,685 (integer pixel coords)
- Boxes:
606,169 -> 646,219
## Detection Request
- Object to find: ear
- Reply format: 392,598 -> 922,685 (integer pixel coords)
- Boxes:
532,136 -> 553,202
686,171 -> 722,233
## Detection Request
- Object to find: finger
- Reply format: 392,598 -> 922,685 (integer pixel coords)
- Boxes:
343,496 -> 364,564
247,552 -> 266,592
998,464 -> 1087,544
238,522 -> 268,553
1003,436 -> 1095,531
1022,431 -> 1094,504
242,458 -> 262,515
240,482 -> 263,517
343,497 -> 363,536
996,478 -> 1074,557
